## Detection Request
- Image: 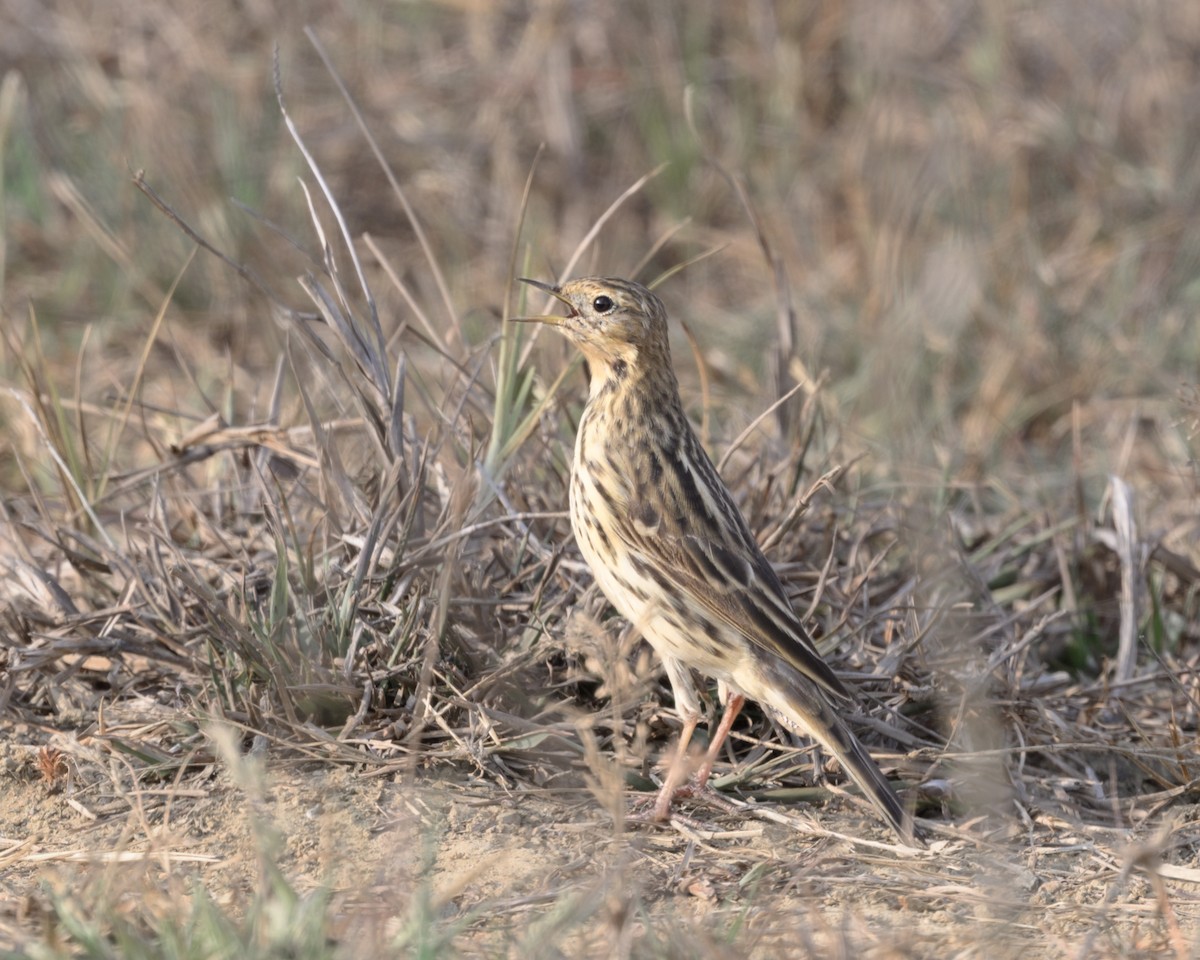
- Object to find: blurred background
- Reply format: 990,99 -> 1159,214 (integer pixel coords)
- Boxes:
1,0 -> 1197,598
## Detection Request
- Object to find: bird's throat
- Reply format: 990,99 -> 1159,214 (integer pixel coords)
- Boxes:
582,360 -> 687,456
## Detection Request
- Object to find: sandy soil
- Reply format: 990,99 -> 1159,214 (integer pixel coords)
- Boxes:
2,713 -> 1195,957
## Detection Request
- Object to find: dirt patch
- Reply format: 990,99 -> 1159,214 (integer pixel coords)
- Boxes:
2,722 -> 1197,956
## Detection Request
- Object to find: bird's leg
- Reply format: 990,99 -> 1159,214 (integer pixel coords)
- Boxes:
693,693 -> 745,792
651,713 -> 700,821
646,694 -> 746,823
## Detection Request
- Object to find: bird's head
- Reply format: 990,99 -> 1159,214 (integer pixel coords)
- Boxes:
516,277 -> 671,376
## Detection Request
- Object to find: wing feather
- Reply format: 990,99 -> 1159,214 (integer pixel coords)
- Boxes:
612,430 -> 850,701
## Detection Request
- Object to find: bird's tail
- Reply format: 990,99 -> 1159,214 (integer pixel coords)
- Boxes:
762,669 -> 921,845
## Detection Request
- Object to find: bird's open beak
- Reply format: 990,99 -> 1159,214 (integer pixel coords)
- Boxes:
514,277 -> 572,326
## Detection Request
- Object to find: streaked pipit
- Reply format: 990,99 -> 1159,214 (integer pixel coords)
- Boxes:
517,276 -> 919,844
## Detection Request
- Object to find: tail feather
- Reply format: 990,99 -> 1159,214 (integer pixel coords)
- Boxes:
762,669 -> 921,845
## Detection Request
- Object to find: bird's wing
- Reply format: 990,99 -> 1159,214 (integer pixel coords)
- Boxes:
611,436 -> 851,702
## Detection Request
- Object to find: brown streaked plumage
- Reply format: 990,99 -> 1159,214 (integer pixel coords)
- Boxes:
517,276 -> 919,844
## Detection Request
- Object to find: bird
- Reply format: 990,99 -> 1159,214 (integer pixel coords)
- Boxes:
515,275 -> 919,844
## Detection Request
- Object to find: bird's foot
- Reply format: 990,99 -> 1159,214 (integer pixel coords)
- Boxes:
627,776 -> 740,825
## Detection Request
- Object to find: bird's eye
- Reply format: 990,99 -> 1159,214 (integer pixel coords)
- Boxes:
592,295 -> 614,314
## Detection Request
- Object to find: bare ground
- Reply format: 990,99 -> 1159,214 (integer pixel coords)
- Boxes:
3,697 -> 1198,957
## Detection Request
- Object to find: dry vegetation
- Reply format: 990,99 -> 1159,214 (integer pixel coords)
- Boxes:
1,1 -> 1199,957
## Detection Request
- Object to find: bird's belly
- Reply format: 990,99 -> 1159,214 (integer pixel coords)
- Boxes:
570,474 -> 736,679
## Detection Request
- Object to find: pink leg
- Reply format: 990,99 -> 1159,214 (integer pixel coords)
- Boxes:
694,693 -> 745,791
651,694 -> 746,821
652,714 -> 699,821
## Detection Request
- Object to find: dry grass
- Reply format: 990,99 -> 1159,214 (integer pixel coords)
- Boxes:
1,1 -> 1199,957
